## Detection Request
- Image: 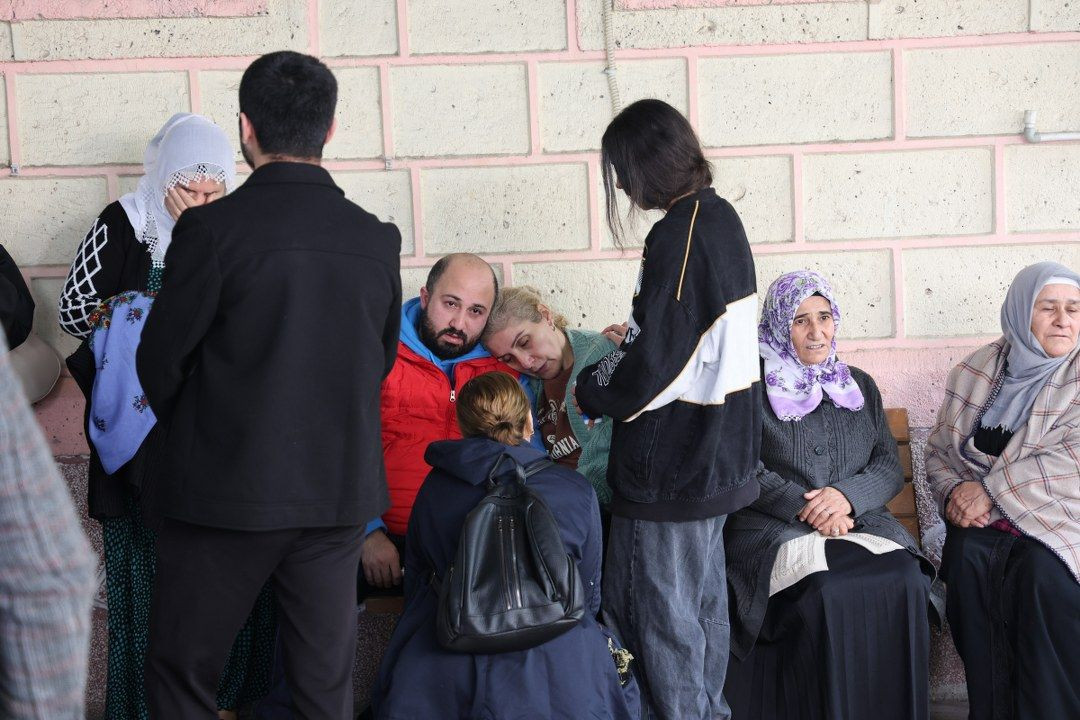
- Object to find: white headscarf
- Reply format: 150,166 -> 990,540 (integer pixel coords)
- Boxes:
119,113 -> 236,268
981,261 -> 1080,432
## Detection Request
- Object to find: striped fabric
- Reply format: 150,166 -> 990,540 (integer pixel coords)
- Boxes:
926,338 -> 1080,583
0,333 -> 97,719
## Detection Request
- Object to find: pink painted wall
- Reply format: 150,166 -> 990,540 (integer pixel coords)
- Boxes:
2,0 -> 268,21
5,2 -> 1077,455
618,0 -> 855,8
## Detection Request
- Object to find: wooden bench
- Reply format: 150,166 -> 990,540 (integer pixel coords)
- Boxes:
364,595 -> 406,614
884,407 -> 921,543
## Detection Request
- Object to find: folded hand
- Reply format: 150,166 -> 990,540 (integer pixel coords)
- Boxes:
799,487 -> 853,531
945,481 -> 993,528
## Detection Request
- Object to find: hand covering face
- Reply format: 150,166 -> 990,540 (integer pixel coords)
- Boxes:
118,112 -> 236,268
758,270 -> 864,422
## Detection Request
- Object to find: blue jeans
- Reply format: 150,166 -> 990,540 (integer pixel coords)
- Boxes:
602,515 -> 731,720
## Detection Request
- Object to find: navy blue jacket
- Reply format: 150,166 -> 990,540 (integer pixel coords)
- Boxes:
373,437 -> 639,719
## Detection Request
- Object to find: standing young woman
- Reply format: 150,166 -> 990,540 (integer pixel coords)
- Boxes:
575,99 -> 761,719
57,113 -> 274,720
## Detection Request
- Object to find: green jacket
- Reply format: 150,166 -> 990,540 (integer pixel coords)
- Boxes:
528,328 -> 617,508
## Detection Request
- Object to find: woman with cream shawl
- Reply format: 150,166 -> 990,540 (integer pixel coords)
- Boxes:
927,261 -> 1080,720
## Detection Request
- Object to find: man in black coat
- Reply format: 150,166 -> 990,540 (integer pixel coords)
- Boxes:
137,51 -> 401,719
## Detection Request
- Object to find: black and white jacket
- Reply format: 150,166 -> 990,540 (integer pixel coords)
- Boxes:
576,188 -> 762,522
57,202 -> 156,519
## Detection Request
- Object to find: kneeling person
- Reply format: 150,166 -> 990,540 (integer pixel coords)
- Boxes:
373,372 -> 639,720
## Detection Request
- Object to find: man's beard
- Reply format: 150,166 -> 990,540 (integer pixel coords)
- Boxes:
240,138 -> 256,169
419,309 -> 480,359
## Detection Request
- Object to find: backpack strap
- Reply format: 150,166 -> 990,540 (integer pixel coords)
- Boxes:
429,454 -> 556,593
522,456 -> 554,479
486,452 -> 555,488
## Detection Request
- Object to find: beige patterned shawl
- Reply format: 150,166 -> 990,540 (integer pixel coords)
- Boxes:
926,338 -> 1080,583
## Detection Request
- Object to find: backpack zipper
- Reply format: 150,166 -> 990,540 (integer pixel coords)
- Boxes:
497,515 -> 512,610
509,516 -> 523,608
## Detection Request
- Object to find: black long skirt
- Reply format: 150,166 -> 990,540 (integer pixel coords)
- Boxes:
940,525 -> 1080,720
725,541 -> 931,720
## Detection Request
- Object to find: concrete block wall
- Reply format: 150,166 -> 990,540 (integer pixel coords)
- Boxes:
2,1 -> 1076,710
3,1 -> 1077,441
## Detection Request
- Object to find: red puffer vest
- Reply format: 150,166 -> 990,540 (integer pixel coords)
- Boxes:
380,342 -> 516,535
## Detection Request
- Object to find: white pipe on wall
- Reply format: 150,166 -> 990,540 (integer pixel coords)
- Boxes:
602,0 -> 622,116
1023,110 -> 1080,143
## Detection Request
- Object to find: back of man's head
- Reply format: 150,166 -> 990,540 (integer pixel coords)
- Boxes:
239,51 -> 337,159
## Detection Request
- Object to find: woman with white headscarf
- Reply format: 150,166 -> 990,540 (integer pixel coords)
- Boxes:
57,114 -> 273,720
926,261 -> 1080,720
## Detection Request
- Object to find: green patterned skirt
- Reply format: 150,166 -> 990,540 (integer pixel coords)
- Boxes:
101,499 -> 276,718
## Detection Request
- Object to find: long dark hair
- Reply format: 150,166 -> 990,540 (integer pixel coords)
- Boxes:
600,99 -> 712,248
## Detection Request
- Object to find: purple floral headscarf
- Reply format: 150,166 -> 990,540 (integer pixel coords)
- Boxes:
759,270 -> 864,421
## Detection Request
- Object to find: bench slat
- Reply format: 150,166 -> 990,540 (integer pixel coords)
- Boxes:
898,443 -> 913,480
364,596 -> 405,614
885,408 -> 910,443
885,408 -> 920,543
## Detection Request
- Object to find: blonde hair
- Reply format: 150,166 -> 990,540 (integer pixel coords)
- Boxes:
456,372 -> 532,445
483,286 -> 569,342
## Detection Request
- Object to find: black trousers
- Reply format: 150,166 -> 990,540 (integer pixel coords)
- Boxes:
725,542 -> 931,720
145,518 -> 364,720
941,525 -> 1080,720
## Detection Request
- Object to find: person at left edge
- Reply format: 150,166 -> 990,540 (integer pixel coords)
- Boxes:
137,51 -> 402,720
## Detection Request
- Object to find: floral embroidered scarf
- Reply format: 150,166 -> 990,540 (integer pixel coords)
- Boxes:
88,291 -> 157,474
758,270 -> 864,421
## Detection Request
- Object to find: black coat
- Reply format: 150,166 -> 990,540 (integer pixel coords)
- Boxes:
137,162 -> 402,531
576,188 -> 761,522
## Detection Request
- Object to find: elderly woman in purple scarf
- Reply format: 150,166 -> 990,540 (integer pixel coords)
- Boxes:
724,270 -> 935,720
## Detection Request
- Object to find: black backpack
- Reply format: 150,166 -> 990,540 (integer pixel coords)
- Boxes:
429,452 -> 586,653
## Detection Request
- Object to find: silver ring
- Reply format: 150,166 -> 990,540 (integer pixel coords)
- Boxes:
831,528 -> 839,537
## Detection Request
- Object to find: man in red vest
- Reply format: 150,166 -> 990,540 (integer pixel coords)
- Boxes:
361,252 -> 514,591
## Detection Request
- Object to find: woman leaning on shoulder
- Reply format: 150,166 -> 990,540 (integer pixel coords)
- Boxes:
926,261 -> 1080,720
482,286 -> 618,521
